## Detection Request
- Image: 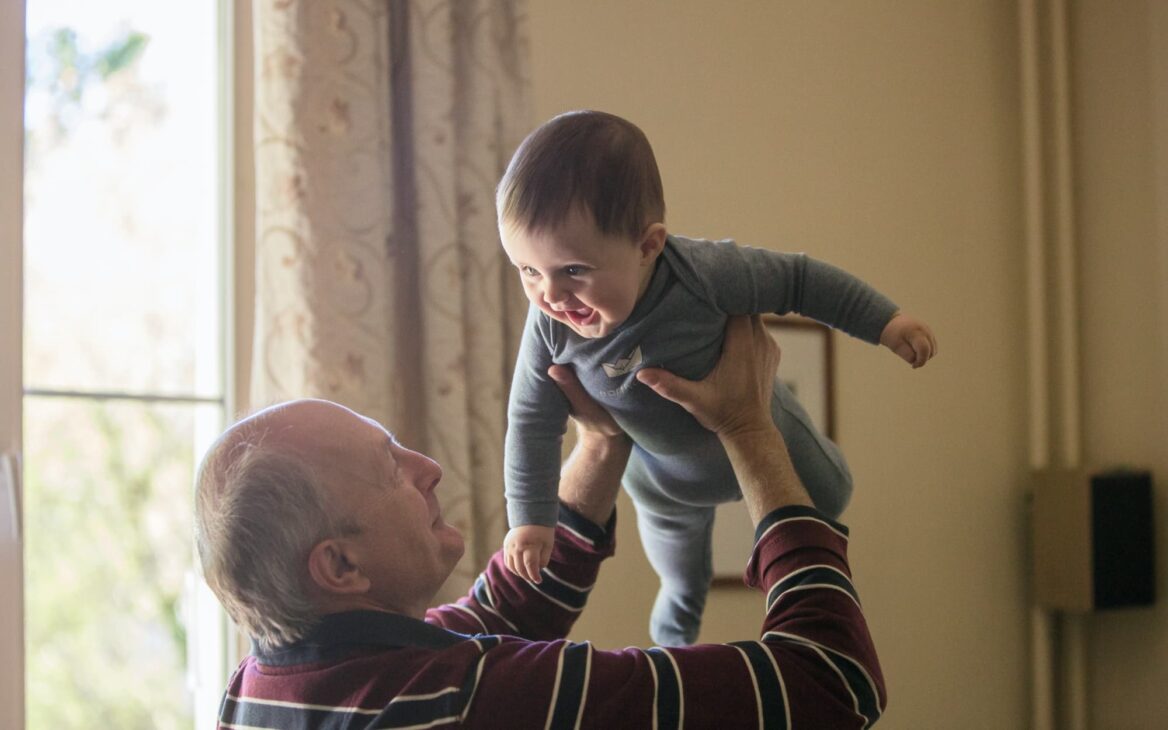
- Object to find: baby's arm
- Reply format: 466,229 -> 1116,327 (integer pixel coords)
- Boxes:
503,307 -> 572,580
880,311 -> 938,368
683,238 -> 937,362
504,361 -> 629,584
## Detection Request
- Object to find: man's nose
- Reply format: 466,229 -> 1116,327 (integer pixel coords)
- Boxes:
419,454 -> 443,493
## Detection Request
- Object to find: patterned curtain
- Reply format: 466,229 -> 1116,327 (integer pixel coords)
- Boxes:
252,0 -> 531,599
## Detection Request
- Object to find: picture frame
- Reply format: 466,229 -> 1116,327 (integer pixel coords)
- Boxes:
710,314 -> 836,585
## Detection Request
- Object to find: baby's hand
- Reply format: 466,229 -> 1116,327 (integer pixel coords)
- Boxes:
879,312 -> 938,369
504,525 -> 555,583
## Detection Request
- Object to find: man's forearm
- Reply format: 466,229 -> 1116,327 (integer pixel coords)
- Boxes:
719,423 -> 813,526
557,431 -> 631,526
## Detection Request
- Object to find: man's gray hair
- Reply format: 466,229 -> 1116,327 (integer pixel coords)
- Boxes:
194,433 -> 359,652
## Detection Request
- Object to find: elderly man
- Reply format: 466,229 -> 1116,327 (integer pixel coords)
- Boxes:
196,316 -> 886,728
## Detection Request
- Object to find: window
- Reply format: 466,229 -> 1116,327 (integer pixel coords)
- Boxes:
18,0 -> 235,726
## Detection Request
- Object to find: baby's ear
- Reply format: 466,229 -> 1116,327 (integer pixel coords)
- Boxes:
638,222 -> 668,263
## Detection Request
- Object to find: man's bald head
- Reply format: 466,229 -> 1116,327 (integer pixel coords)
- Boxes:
194,399 -> 367,651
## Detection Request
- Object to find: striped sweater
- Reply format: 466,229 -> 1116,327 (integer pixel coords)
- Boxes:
218,504 -> 886,729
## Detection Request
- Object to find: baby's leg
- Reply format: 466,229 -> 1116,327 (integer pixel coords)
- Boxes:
633,500 -> 716,647
771,378 -> 853,518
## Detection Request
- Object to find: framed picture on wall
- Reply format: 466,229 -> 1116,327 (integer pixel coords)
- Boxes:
711,314 -> 835,585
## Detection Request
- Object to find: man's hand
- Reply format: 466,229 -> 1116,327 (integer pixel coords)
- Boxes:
636,315 -> 813,522
548,364 -> 630,527
880,312 -> 937,369
636,315 -> 778,439
548,364 -> 625,441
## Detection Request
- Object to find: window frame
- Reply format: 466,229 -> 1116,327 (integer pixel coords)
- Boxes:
1,0 -> 27,727
2,0 -> 247,724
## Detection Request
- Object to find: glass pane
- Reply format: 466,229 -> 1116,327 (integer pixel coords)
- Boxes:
23,1 -> 219,397
23,396 -> 221,729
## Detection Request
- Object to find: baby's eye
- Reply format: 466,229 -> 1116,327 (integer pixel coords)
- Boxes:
520,266 -> 539,278
564,265 -> 586,277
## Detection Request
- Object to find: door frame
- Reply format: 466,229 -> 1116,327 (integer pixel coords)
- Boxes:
1,0 -> 27,727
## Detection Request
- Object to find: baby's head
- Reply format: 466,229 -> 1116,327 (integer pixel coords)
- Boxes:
497,111 -> 668,339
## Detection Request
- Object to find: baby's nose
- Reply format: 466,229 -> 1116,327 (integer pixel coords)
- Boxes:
543,280 -> 568,303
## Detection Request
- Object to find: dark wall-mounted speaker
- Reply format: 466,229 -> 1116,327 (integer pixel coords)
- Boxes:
1032,468 -> 1155,612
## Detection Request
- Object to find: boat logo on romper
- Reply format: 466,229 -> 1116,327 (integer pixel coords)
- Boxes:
602,346 -> 642,377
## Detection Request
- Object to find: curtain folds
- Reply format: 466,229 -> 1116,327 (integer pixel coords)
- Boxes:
252,0 -> 531,599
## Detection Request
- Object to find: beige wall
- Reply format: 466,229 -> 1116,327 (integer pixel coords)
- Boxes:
1073,2 -> 1168,729
529,1 -> 1166,728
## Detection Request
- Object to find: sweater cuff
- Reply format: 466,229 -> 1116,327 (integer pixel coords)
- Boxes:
753,504 -> 848,544
557,500 -> 616,552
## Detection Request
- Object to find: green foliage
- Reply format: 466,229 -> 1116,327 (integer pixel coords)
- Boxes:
96,32 -> 149,79
24,399 -> 194,730
26,25 -> 151,140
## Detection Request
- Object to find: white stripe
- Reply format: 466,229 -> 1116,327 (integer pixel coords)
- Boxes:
637,647 -> 660,730
478,580 -> 520,633
543,566 -> 594,592
775,562 -> 852,586
544,643 -> 568,730
391,716 -> 461,730
450,602 -> 489,633
391,686 -> 460,702
559,521 -> 595,547
224,694 -> 466,730
477,601 -> 520,634
223,693 -> 380,715
763,640 -> 792,730
525,580 -> 586,613
459,654 -> 489,722
481,578 -> 497,607
769,583 -> 862,613
767,564 -> 855,610
731,644 -> 764,729
572,643 -> 593,730
661,648 -> 684,729
763,631 -> 882,719
755,516 -> 849,548
808,644 -> 861,721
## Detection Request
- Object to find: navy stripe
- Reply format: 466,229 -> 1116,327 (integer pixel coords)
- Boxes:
371,639 -> 499,728
754,505 -> 848,544
548,642 -> 590,729
223,695 -> 369,729
822,648 -> 881,727
473,635 -> 502,650
558,503 -> 614,545
646,648 -> 681,730
730,641 -> 788,730
472,575 -> 492,608
373,688 -> 463,728
767,566 -> 860,608
534,572 -> 589,610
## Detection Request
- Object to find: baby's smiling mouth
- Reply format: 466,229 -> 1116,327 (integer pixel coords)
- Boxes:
561,306 -> 597,327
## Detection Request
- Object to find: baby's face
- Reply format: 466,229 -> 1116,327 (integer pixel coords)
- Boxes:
501,208 -> 658,339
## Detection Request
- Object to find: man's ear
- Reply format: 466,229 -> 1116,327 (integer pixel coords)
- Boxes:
638,223 -> 667,265
307,538 -> 370,595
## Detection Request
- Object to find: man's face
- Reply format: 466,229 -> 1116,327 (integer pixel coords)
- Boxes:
293,402 -> 465,617
500,208 -> 658,339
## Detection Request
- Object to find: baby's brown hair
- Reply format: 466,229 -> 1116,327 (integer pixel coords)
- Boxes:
497,110 -> 665,239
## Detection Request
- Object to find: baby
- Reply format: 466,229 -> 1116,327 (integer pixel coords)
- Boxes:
497,110 -> 936,646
